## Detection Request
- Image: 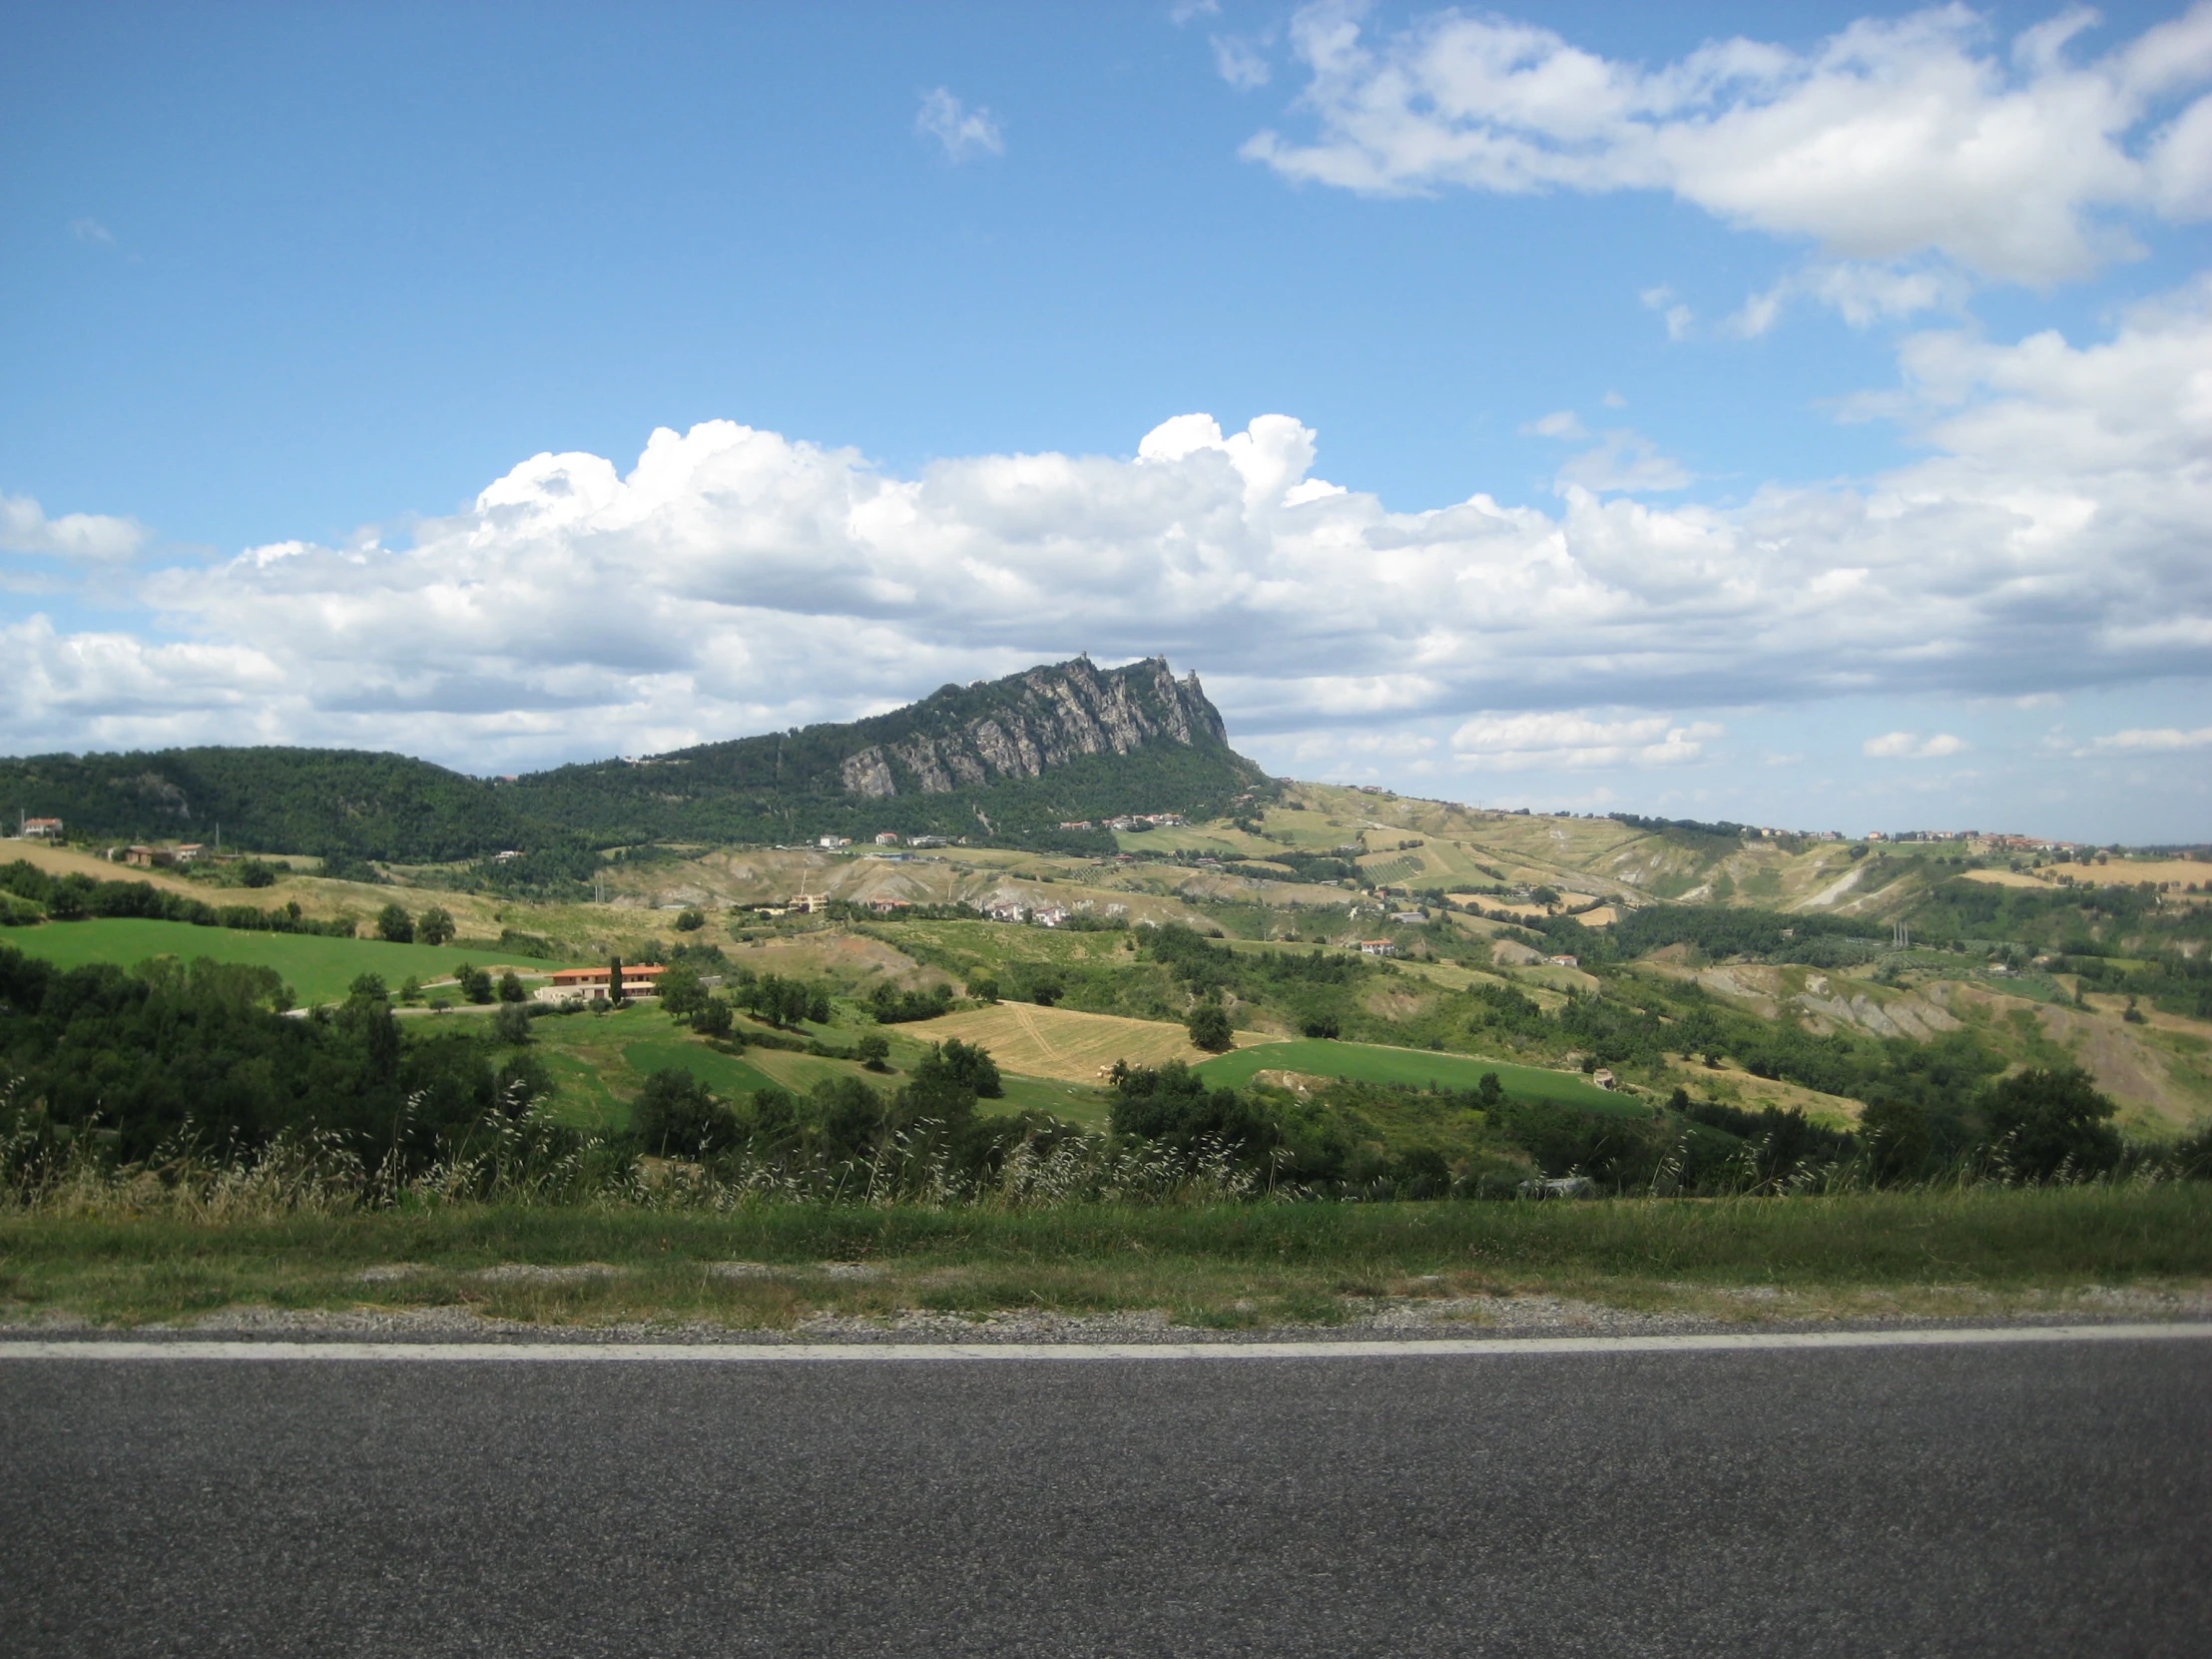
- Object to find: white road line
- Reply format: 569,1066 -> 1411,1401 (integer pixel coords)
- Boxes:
1,1325 -> 2208,1364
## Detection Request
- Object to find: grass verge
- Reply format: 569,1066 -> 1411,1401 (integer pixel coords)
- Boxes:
3,1186 -> 2208,1329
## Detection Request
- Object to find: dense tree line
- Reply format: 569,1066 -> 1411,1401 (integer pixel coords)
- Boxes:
0,860 -> 355,936
0,949 -> 540,1169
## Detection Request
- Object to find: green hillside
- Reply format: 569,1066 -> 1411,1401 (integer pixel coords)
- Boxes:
504,655 -> 1268,847
0,918 -> 537,1006
0,656 -> 1268,866
0,747 -> 524,863
1198,1039 -> 1638,1113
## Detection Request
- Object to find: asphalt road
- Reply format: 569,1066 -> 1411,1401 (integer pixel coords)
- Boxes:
3,1336 -> 2207,1656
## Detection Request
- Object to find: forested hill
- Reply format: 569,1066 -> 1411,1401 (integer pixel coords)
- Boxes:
501,655 -> 1271,846
0,657 -> 1271,860
0,747 -> 527,864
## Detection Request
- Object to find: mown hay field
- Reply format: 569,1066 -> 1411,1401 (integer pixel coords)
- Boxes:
905,1002 -> 1270,1084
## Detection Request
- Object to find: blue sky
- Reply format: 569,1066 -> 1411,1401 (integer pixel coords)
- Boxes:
4,0 -> 2211,841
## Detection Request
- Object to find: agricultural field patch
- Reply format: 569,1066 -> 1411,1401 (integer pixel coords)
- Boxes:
0,917 -> 543,1006
2,841 -> 260,902
902,1002 -> 1265,1084
1196,1039 -> 1640,1113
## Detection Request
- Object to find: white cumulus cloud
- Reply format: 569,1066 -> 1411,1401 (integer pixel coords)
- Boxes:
2,274 -> 2210,771
1863,731 -> 1969,759
915,88 -> 1004,162
1243,2 -> 2212,286
2086,725 -> 2212,752
1452,711 -> 1723,770
1213,35 -> 1272,90
1,494 -> 145,562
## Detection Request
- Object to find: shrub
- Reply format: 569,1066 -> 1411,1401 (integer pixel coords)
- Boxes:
630,1067 -> 731,1158
868,981 -> 951,1023
491,1002 -> 531,1044
674,907 -> 706,932
916,1037 -> 1002,1100
1187,1001 -> 1235,1053
1860,1097 -> 1932,1183
1983,1066 -> 2120,1181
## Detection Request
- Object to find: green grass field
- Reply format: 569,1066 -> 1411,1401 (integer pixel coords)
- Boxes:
0,918 -> 540,1006
1196,1038 -> 1639,1113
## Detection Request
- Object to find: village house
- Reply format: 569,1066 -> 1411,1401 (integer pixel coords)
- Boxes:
123,844 -> 173,868
538,963 -> 669,1002
1359,939 -> 1396,957
786,891 -> 829,914
818,834 -> 851,850
174,843 -> 206,863
1546,954 -> 1580,968
1591,1069 -> 1617,1091
20,818 -> 62,840
869,898 -> 911,915
873,831 -> 900,845
1033,906 -> 1069,927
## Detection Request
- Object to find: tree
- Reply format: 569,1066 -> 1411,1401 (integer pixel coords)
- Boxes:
497,970 -> 526,1003
630,1067 -> 730,1158
913,1037 -> 1001,1101
674,907 -> 706,932
235,859 -> 276,888
417,906 -> 456,946
398,975 -> 422,1005
658,964 -> 707,1019
966,975 -> 1000,1003
491,1001 -> 531,1044
376,903 -> 414,944
1187,1001 -> 1235,1053
1860,1097 -> 1932,1184
693,996 -> 735,1039
1982,1066 -> 2120,1181
855,1031 -> 890,1071
455,963 -> 494,1005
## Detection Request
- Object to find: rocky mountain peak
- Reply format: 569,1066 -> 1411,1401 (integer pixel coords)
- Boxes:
836,655 -> 1231,800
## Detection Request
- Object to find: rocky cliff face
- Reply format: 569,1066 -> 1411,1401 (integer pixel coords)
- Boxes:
834,656 -> 1230,800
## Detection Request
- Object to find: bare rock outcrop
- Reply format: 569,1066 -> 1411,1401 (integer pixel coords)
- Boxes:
838,655 -> 1231,798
